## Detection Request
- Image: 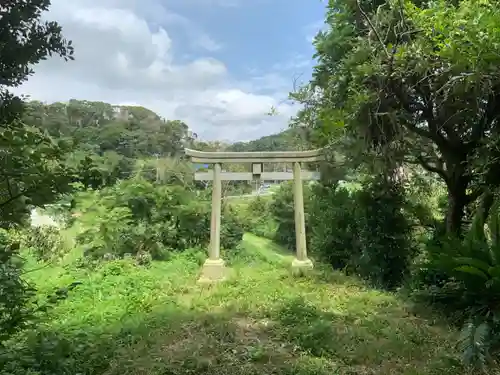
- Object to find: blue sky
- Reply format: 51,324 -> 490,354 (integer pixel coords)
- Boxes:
15,0 -> 328,142
168,0 -> 325,77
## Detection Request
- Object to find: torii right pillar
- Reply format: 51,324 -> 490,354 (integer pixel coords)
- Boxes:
291,161 -> 314,274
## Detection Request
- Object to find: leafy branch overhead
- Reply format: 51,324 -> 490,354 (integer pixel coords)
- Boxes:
296,0 -> 500,234
0,0 -> 75,226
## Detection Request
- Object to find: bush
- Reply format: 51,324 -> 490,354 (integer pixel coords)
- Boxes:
0,229 -> 35,346
174,200 -> 211,249
309,177 -> 416,290
411,201 -> 500,369
74,178 -> 244,261
23,226 -> 67,262
231,196 -> 277,240
221,206 -> 244,249
270,182 -> 312,250
354,177 -> 417,289
309,184 -> 360,270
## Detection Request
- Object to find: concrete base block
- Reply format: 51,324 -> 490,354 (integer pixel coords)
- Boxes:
198,258 -> 226,283
291,258 -> 314,276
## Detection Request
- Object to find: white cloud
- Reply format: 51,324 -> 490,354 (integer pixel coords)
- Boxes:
304,19 -> 327,44
170,0 -> 269,7
12,0 -> 297,142
195,34 -> 223,52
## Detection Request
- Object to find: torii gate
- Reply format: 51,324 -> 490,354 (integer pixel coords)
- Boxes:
184,148 -> 324,282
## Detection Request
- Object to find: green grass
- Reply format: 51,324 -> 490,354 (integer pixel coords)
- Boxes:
14,233 -> 465,375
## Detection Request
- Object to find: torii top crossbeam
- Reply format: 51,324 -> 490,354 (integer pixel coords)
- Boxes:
183,148 -> 324,163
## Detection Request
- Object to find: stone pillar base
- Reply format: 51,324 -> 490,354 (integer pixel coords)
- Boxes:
291,258 -> 314,276
198,258 -> 226,283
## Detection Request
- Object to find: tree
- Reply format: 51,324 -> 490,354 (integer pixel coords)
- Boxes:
227,128 -> 309,152
24,100 -> 192,160
0,0 -> 75,225
0,0 -> 75,347
295,0 -> 500,234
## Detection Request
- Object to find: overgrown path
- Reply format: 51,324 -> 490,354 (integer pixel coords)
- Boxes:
24,234 -> 463,375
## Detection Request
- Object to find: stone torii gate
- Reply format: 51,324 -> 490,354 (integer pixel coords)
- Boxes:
184,148 -> 323,282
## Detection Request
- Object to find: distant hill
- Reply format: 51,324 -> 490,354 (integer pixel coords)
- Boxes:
24,99 -> 193,158
23,99 -> 312,156
227,128 -> 311,152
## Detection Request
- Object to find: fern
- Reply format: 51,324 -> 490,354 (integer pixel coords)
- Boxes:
458,320 -> 490,371
419,196 -> 500,369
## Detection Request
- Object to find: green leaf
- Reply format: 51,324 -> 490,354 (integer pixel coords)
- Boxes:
454,257 -> 491,273
487,265 -> 500,278
454,265 -> 489,280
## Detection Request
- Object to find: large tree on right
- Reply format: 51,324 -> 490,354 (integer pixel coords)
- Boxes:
295,0 -> 500,234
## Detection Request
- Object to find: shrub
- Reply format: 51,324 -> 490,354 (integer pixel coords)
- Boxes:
231,196 -> 277,240
0,229 -> 35,346
354,177 -> 417,289
270,182 -> 312,250
173,200 -> 210,249
412,201 -> 500,369
309,184 -> 361,270
76,202 -> 136,260
23,226 -> 67,262
221,206 -> 244,249
74,178 -> 244,261
309,177 -> 416,290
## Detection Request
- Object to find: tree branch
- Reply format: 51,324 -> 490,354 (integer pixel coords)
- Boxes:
0,186 -> 35,209
415,155 -> 448,182
356,0 -> 390,58
471,88 -> 500,144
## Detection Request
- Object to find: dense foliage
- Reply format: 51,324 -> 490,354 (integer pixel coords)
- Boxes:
0,0 -> 77,351
270,182 -> 312,251
0,229 -> 34,345
411,202 -> 500,368
282,0 -> 500,368
72,178 -> 243,262
295,0 -> 500,235
19,100 -> 196,193
228,128 -> 309,152
26,100 -> 192,157
257,178 -> 415,290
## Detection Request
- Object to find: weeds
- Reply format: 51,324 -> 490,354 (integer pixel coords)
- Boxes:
3,234 -> 464,375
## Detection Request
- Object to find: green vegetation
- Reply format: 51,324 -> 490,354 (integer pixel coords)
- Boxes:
3,0 -> 500,374
227,128 -> 309,152
72,178 -> 242,262
290,0 -> 500,369
294,0 -> 500,236
3,234 -> 464,375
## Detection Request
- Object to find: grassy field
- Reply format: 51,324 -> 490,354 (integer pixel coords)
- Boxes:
19,233 -> 465,375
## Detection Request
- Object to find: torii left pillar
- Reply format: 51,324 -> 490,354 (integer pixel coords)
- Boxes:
291,161 -> 314,274
198,162 -> 226,283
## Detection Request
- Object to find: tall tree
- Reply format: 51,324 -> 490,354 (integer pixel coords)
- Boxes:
0,0 -> 74,225
0,0 -> 75,348
295,0 -> 500,234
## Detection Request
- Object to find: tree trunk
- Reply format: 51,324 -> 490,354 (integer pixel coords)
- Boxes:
445,183 -> 467,235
